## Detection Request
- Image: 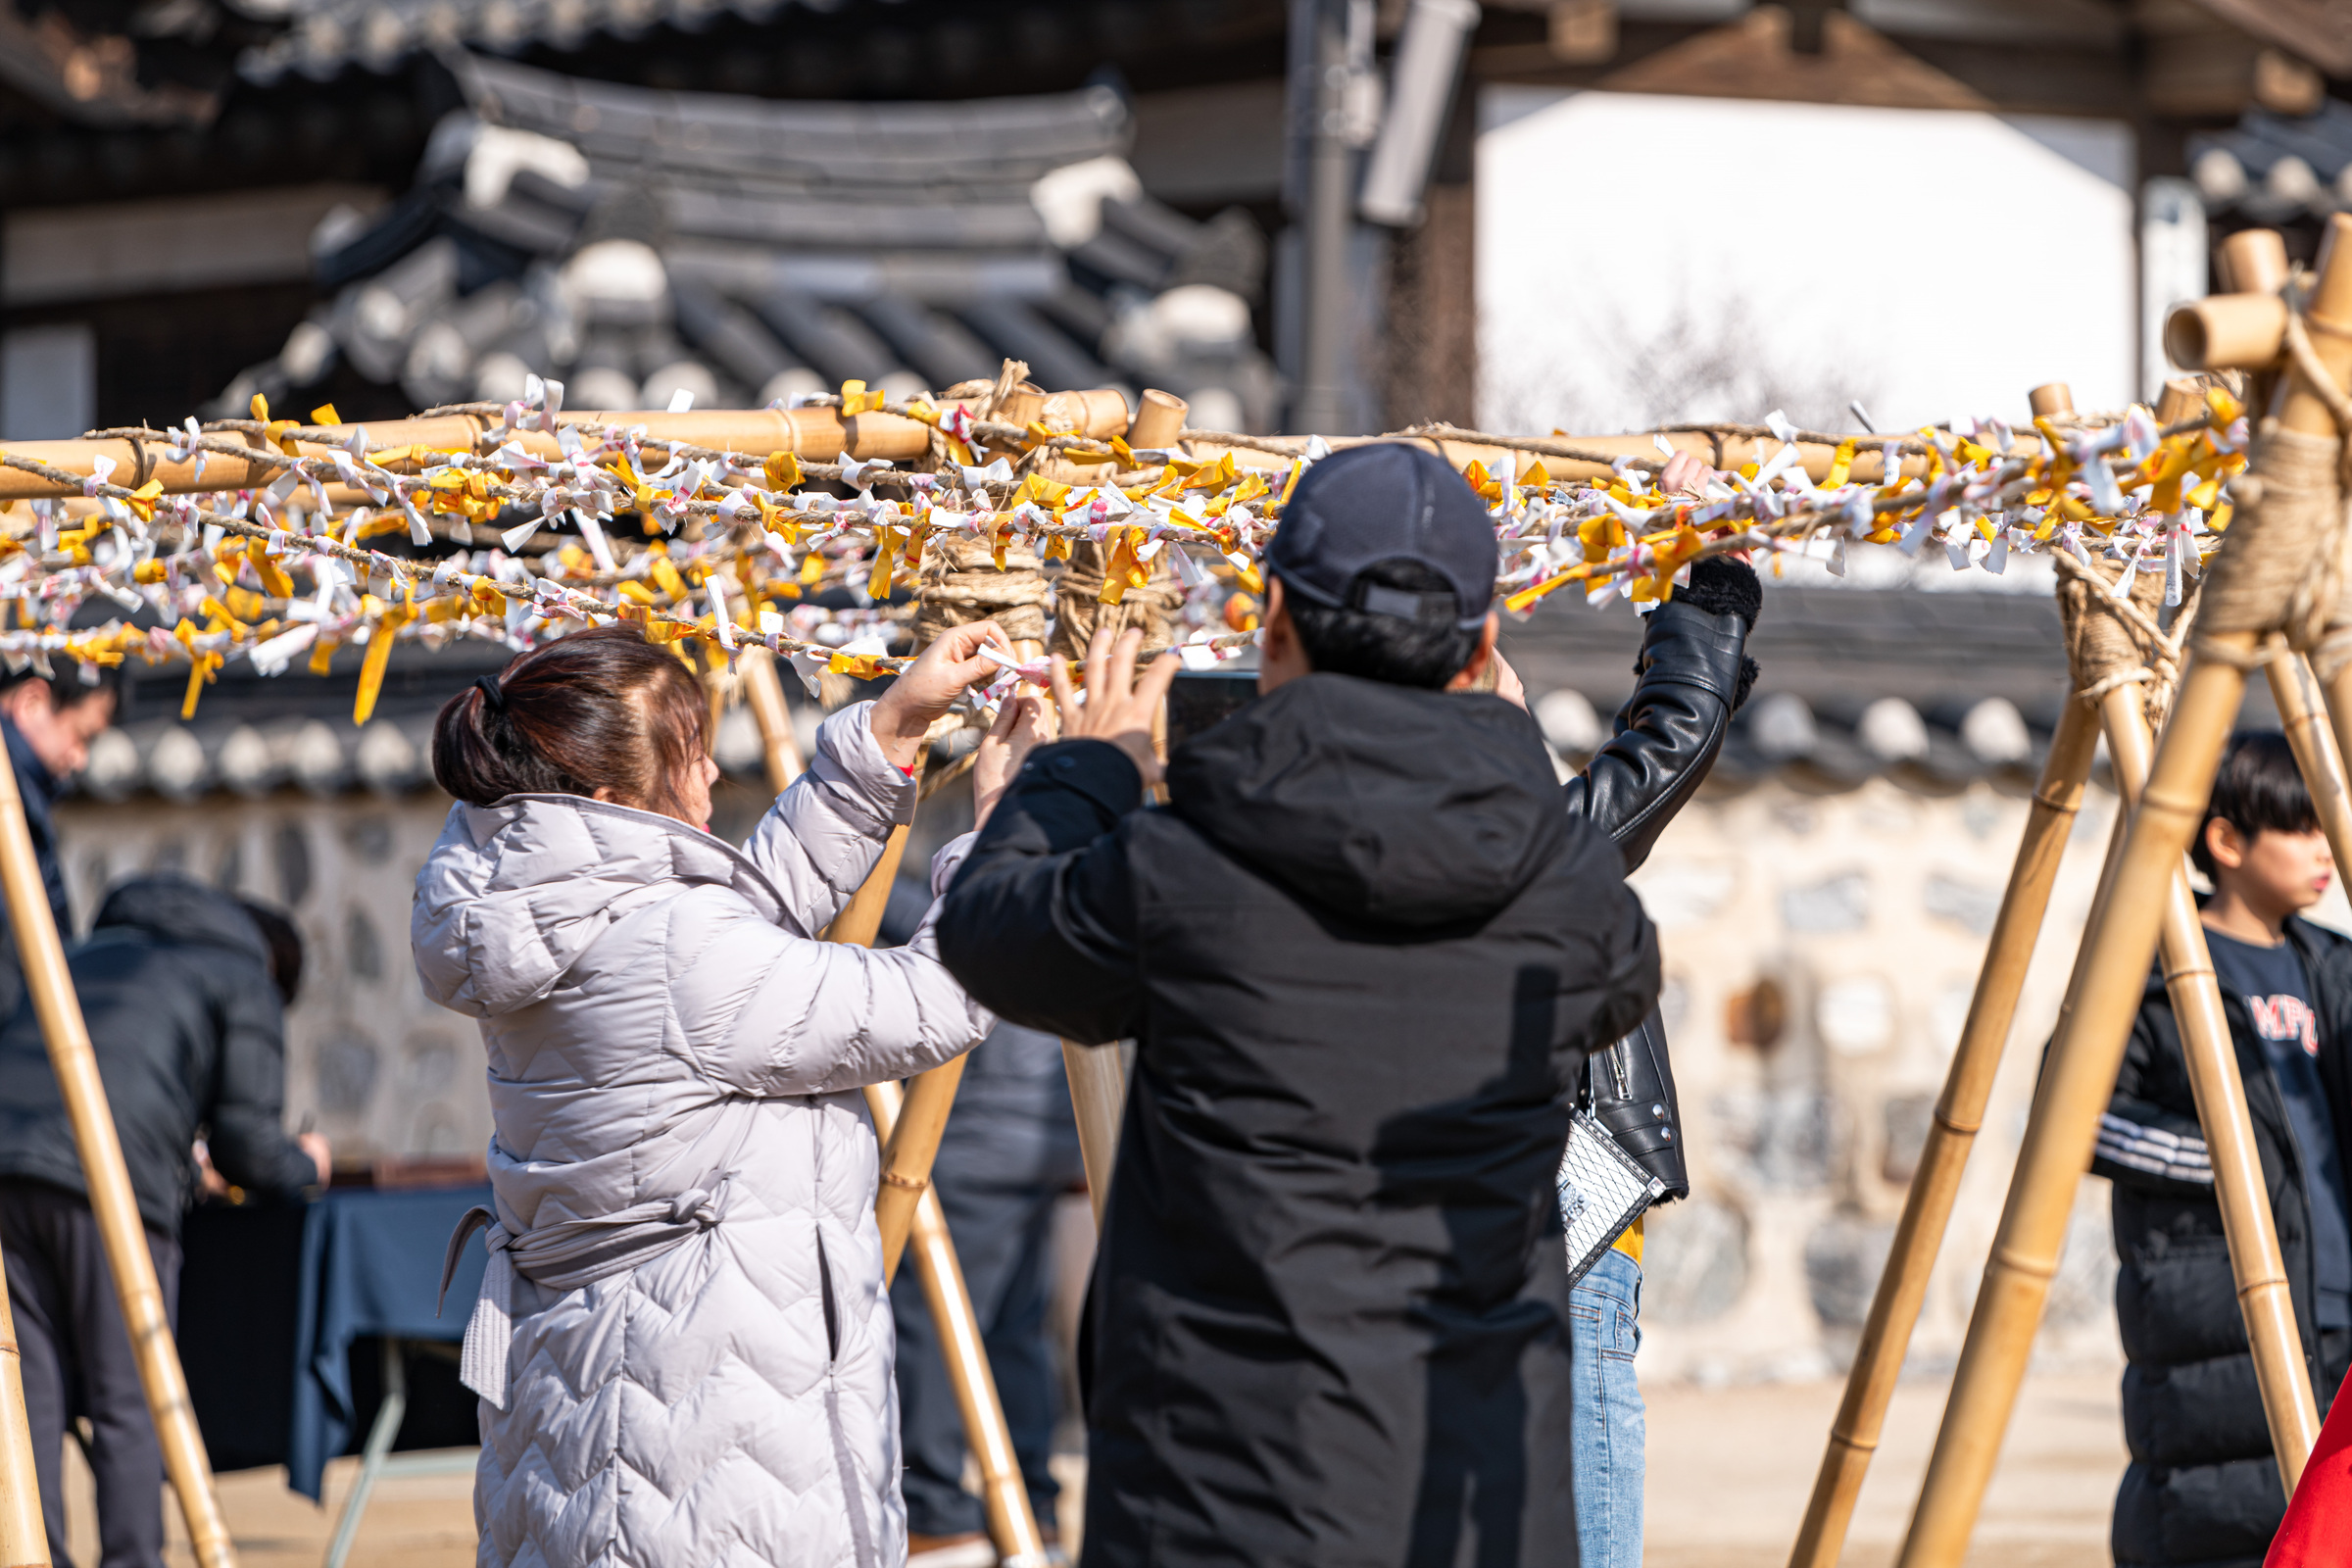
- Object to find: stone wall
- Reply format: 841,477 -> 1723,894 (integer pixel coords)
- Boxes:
53,790 -> 488,1164
1631,770 -> 2132,1385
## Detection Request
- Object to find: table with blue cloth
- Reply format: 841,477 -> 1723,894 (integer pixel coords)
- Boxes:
178,1183 -> 489,1498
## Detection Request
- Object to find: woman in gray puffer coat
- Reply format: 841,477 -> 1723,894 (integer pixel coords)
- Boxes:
413,622 -> 1036,1568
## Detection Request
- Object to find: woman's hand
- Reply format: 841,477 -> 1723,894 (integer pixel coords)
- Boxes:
1052,625 -> 1182,786
1658,452 -> 1753,564
870,620 -> 1014,770
1659,450 -> 1719,499
972,693 -> 1054,830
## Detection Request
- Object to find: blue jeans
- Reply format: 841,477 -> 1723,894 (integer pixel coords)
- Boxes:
1569,1245 -> 1644,1568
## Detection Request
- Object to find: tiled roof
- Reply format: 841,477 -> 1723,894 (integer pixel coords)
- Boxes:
220,57 -> 1276,430
237,0 -> 817,84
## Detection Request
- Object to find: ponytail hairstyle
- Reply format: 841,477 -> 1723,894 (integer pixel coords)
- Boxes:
432,625 -> 710,819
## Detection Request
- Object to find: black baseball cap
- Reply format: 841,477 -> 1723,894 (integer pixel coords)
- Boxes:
1264,444 -> 1496,628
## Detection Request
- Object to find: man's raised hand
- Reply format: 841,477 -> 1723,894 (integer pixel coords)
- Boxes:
1052,625 -> 1182,786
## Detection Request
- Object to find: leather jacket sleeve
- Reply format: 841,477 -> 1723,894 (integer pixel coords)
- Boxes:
1587,1006 -> 1689,1200
1569,557 -> 1759,1204
1560,559 -> 1756,875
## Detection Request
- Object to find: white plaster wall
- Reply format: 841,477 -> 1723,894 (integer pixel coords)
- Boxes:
1475,90 -> 2137,435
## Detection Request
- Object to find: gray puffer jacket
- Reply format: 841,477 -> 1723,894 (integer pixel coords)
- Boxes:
413,701 -> 992,1568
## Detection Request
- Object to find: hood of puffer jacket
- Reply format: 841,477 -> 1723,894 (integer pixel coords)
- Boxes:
413,794 -> 788,1018
1165,672 -> 1574,930
89,874 -> 268,965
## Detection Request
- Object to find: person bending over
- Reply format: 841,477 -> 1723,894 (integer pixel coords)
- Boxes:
415,622 -> 1037,1568
937,443 -> 1750,1568
2094,731 -> 2352,1568
0,877 -> 323,1568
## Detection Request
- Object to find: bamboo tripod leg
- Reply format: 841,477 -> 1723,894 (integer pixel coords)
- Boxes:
874,1056 -> 969,1285
2114,696 -> 2321,1487
0,1236 -> 48,1567
743,655 -> 1045,1559
0,754 -> 233,1565
1788,696 -> 2102,1568
1062,1041 -> 1129,1229
1894,653 -> 2277,1568
738,647 -> 805,790
2272,655 -> 2352,879
867,1080 -> 1051,1565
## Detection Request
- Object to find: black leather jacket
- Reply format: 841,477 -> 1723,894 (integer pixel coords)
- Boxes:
1562,557 -> 1758,1200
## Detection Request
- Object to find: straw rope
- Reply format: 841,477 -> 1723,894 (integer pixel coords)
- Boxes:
2053,552 -> 2198,730
2194,314 -> 2352,663
915,534 -> 1049,647
1049,541 -> 1182,662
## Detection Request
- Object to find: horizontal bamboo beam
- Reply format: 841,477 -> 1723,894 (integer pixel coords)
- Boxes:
2,403 -> 1984,503
0,406 -> 935,503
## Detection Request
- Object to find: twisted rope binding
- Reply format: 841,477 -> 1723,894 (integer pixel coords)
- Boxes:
2195,312 -> 2352,668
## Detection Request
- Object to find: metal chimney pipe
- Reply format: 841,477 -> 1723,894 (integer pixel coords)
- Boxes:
1360,0 -> 1480,227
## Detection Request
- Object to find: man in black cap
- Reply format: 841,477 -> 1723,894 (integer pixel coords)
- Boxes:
937,443 -> 1757,1568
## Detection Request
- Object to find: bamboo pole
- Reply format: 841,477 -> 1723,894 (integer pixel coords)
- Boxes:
2165,294 -> 2290,372
2107,693 -> 2320,1488
1787,694 -> 2101,1568
0,743 -> 233,1565
1898,208 -> 2352,1568
1062,1041 -> 1129,1230
0,1245 -> 49,1568
2221,229 -> 2292,298
0,401 -> 1968,501
737,647 -> 804,791
2269,654 -> 2352,881
1891,671 -> 2263,1568
867,1080 -> 1051,1567
874,1053 -> 970,1287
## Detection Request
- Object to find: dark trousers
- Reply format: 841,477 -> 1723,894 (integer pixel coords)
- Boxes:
0,1178 -> 180,1568
893,1025 -> 1085,1538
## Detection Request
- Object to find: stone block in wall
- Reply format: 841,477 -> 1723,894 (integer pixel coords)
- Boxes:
1643,1195 -> 1751,1327
1924,872 -> 2001,936
1806,1211 -> 1897,1369
1711,1087 -> 1840,1191
1782,872 -> 1869,934
1882,1092 -> 1935,1186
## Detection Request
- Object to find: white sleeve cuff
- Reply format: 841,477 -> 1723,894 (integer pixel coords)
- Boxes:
808,701 -> 919,830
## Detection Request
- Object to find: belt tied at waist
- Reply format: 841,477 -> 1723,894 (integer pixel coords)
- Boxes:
436,1183 -> 728,1408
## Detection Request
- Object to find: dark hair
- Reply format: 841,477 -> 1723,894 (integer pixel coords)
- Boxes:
238,900 -> 305,1007
0,662 -> 122,713
1279,560 -> 1484,690
2192,730 -> 2319,879
432,626 -> 708,818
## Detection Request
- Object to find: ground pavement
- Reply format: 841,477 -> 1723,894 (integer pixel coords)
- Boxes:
120,1371 -> 2124,1566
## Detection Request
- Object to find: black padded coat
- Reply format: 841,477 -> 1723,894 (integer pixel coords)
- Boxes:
2093,915 -> 2352,1568
935,571 -> 1751,1568
0,875 -> 315,1236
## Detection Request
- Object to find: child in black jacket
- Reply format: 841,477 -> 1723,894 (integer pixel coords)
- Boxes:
2094,732 -> 2352,1568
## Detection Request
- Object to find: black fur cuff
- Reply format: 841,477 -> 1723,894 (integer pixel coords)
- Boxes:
1679,557 -> 1762,631
1734,656 -> 1759,711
